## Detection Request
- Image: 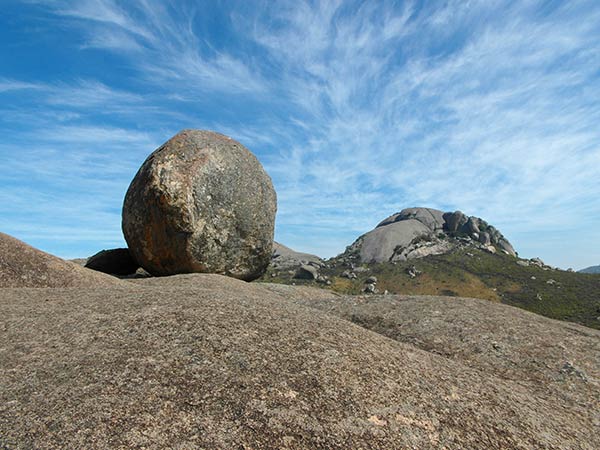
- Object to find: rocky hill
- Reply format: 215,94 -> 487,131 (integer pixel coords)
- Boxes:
340,207 -> 516,264
261,208 -> 600,330
580,265 -> 600,274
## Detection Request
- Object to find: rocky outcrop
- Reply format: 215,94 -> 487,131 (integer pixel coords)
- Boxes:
0,232 -> 125,288
294,264 -> 319,280
122,130 -> 276,281
340,207 -> 517,263
85,248 -> 139,276
443,211 -> 468,233
1,274 -> 598,448
271,242 -> 323,270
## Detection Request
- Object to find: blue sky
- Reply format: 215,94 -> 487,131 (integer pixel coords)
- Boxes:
1,0 -> 599,270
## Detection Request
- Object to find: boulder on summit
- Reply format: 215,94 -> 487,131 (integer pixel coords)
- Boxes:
122,130 -> 276,281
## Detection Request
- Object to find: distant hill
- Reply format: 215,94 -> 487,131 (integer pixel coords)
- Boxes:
339,207 -> 516,264
579,265 -> 600,274
261,208 -> 600,330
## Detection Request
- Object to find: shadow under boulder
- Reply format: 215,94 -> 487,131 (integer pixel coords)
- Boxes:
85,248 -> 140,276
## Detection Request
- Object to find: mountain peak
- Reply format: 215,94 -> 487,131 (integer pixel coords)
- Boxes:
340,207 -> 516,263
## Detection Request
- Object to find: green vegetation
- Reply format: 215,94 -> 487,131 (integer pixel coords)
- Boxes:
260,248 -> 600,330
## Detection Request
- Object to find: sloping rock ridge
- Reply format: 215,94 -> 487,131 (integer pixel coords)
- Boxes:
341,207 -> 516,263
0,232 -> 125,288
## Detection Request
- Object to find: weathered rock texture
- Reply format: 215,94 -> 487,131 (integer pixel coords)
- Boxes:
122,130 -> 276,281
0,232 -> 124,288
85,248 -> 139,276
341,207 -> 516,263
1,273 -> 598,449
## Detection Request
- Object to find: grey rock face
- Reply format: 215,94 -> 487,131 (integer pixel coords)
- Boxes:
354,219 -> 431,263
479,232 -> 491,246
497,239 -> 516,257
443,211 -> 468,233
85,248 -> 139,276
393,238 -> 455,261
465,217 -> 480,235
122,130 -> 276,281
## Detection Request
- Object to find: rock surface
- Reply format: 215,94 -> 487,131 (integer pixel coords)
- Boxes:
288,293 -> 600,425
341,207 -> 517,263
0,232 -> 124,288
377,207 -> 445,231
1,273 -> 598,449
85,248 -> 139,276
352,219 -> 431,263
122,130 -> 276,281
443,211 -> 468,233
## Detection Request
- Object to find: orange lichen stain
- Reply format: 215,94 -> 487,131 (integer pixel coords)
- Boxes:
368,415 -> 387,426
283,390 -> 298,399
394,414 -> 435,431
395,414 -> 440,445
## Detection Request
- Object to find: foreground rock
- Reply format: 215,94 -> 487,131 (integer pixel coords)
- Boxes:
0,232 -> 124,288
85,248 -> 139,276
341,207 -> 516,263
1,273 -> 598,449
122,130 -> 276,281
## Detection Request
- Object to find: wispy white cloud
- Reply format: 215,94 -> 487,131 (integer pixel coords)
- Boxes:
45,80 -> 144,108
3,0 -> 600,269
0,78 -> 45,92
50,0 -> 267,94
237,0 -> 600,268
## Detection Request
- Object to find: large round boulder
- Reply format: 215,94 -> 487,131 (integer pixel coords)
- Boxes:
122,130 -> 276,280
